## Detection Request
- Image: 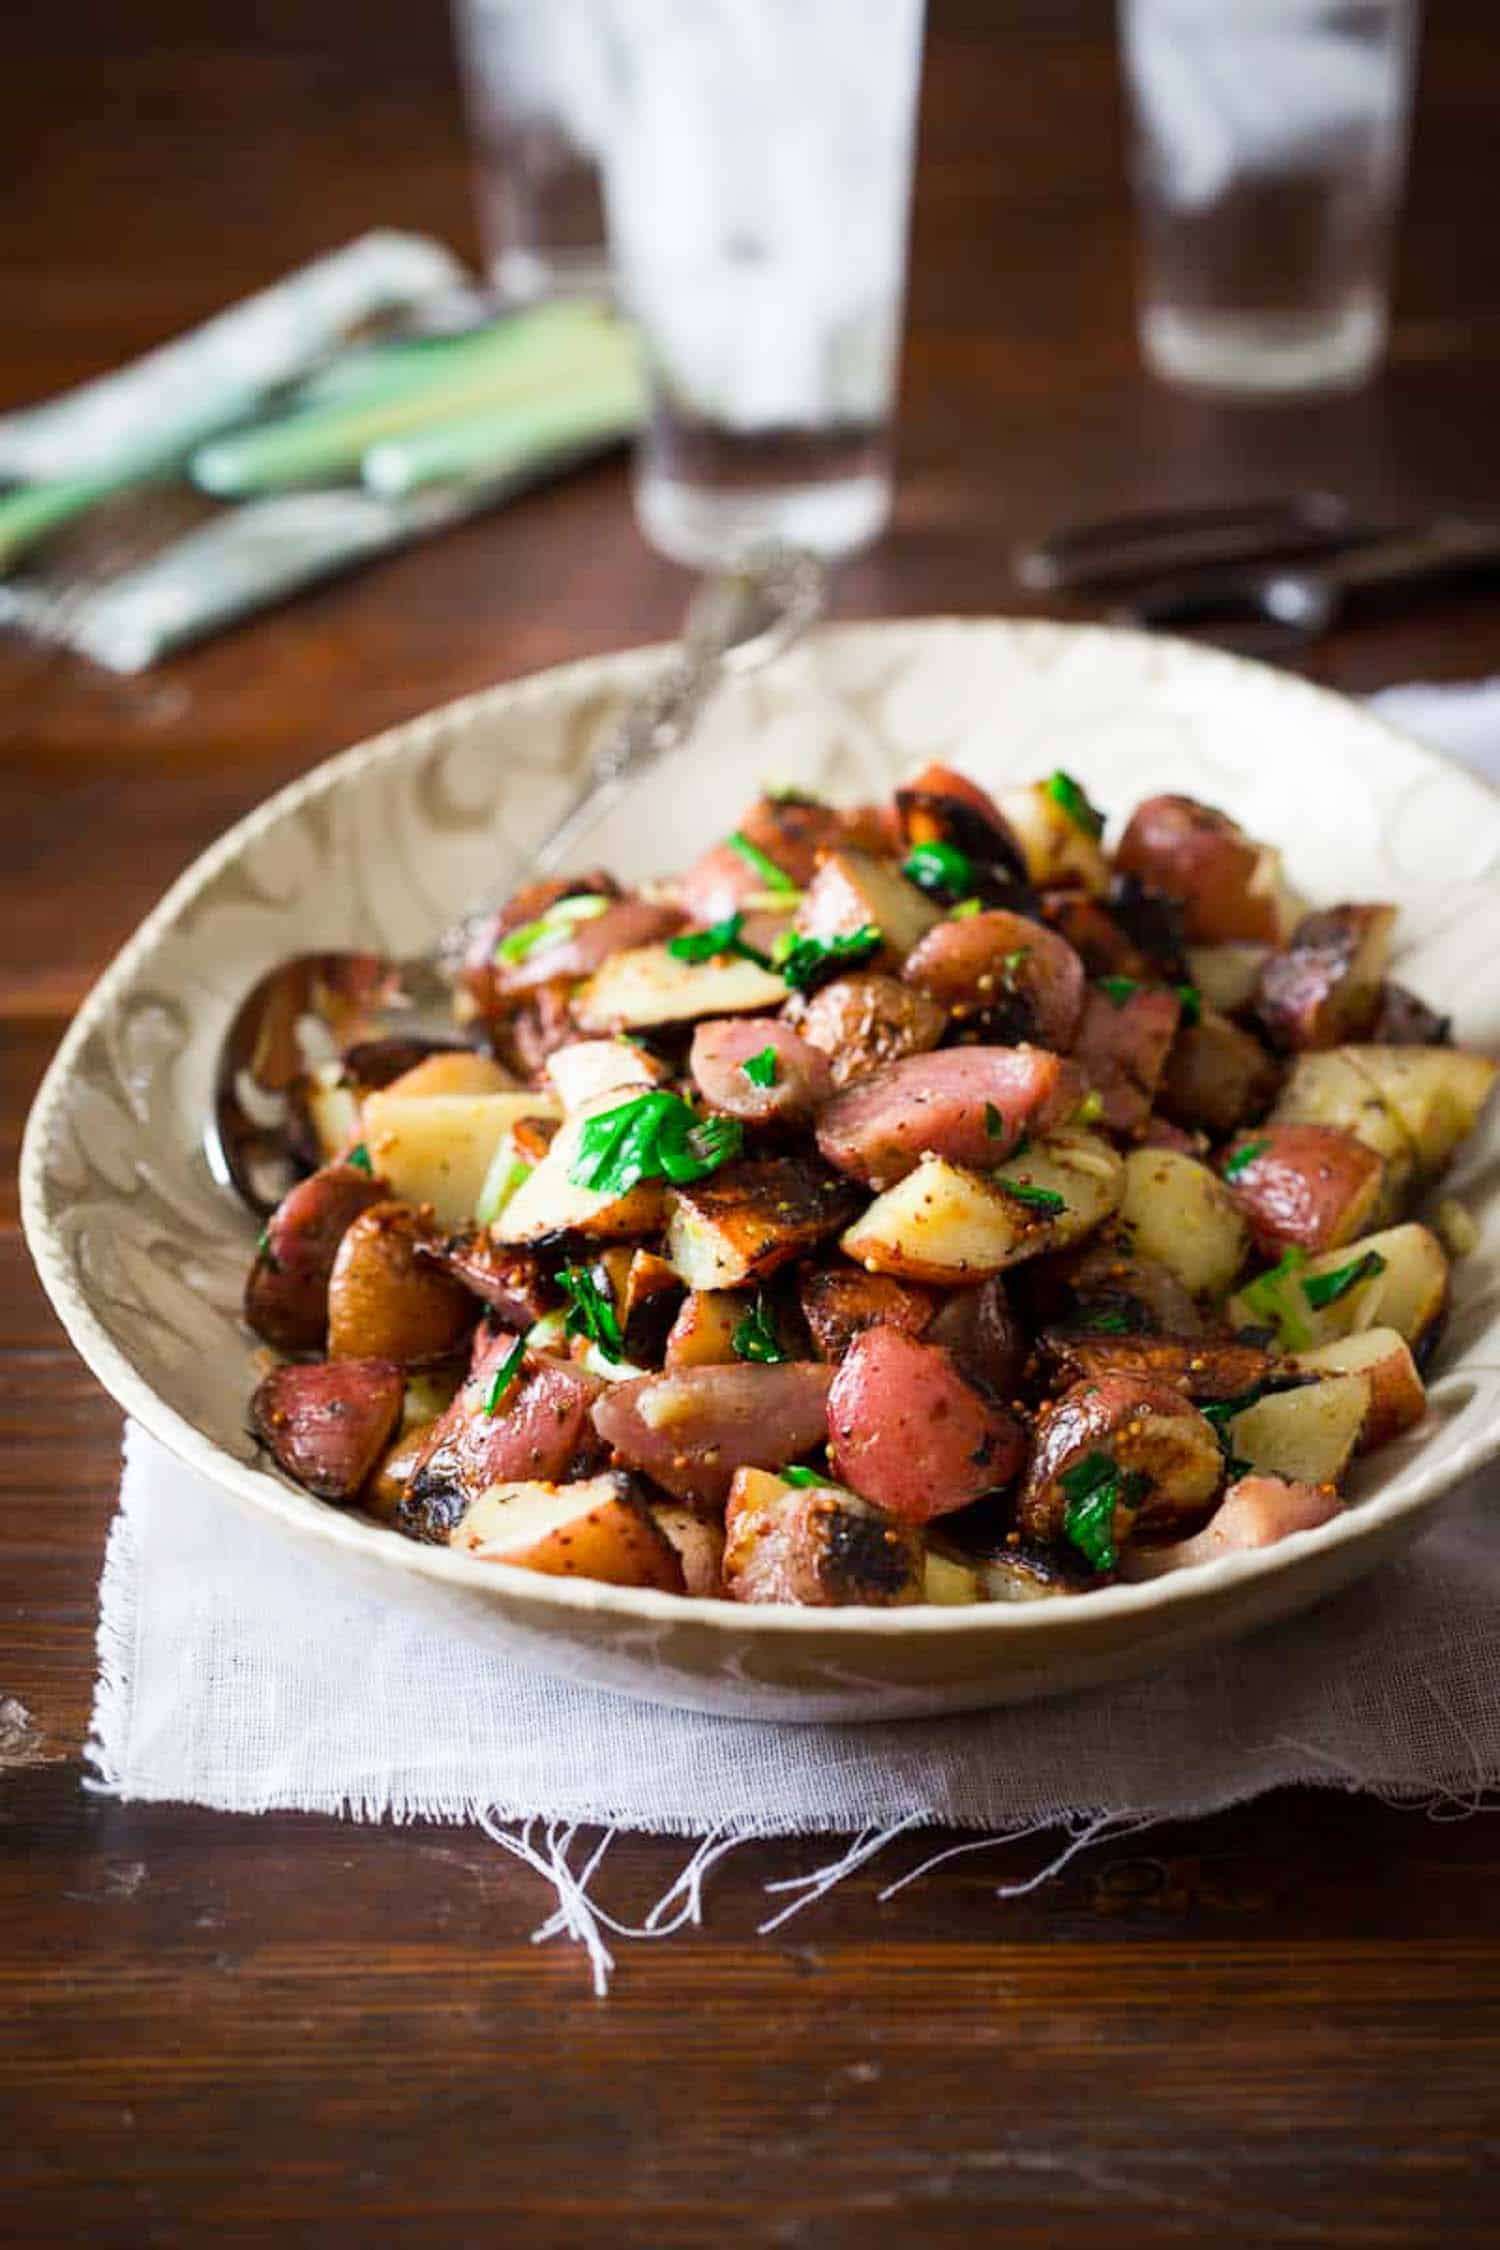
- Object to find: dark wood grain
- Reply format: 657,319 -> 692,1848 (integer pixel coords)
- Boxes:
5,2 -> 1500,2241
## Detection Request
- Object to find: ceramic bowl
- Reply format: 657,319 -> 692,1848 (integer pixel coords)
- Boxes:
22,620 -> 1500,1720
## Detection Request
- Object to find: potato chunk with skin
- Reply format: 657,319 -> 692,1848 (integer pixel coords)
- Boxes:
494,1094 -> 668,1247
452,1473 -> 685,1591
244,1161 -> 387,1352
799,1264 -> 938,1362
1221,1124 -> 1385,1256
1122,1475 -> 1344,1578
996,778 -> 1110,897
1071,984 -> 1181,1137
327,1202 -> 476,1365
652,1505 -> 726,1596
663,1289 -> 744,1368
1116,794 -> 1302,944
666,1156 -> 861,1291
592,1362 -> 836,1508
827,1328 -> 1026,1522
251,1357 -> 404,1504
1285,1328 -> 1425,1451
901,910 -> 1085,1050
400,1333 -> 606,1541
841,1131 -> 1124,1284
723,1469 -> 924,1607
792,848 -> 941,967
1118,1146 -> 1249,1300
1226,1373 -> 1370,1487
545,1037 -> 669,1112
1158,1006 -> 1281,1139
788,972 -> 947,1090
1253,905 -> 1395,1052
361,1090 -> 562,1229
816,1045 -> 1082,1191
689,1017 -> 834,1125
1341,1046 -> 1497,1176
572,942 -> 787,1033
1186,942 -> 1272,1016
1019,1375 -> 1224,1548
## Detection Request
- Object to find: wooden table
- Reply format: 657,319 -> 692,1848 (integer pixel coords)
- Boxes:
5,3 -> 1500,2239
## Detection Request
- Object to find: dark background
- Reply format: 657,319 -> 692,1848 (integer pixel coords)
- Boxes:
4,2 -> 1500,2242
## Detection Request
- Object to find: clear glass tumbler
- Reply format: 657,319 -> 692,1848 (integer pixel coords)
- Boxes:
1120,0 -> 1419,397
451,0 -> 613,302
597,0 -> 926,567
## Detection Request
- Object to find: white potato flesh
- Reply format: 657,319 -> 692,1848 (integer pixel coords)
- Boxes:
545,1038 -> 668,1112
303,1062 -> 363,1165
360,1089 -> 561,1228
1342,1046 -> 1497,1175
452,1474 -> 684,1590
793,850 -> 941,962
995,780 -> 1109,896
841,1129 -> 1122,1283
1226,1374 -> 1370,1488
380,1051 -> 515,1099
1186,943 -> 1271,1015
494,1097 -> 667,1245
651,1505 -> 726,1597
572,943 -> 787,1031
1227,1222 -> 1448,1352
1286,1328 -> 1426,1451
1119,1146 -> 1250,1299
921,1547 -> 984,1605
664,1289 -> 744,1367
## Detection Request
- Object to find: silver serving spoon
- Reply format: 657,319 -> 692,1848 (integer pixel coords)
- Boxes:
208,545 -> 827,1214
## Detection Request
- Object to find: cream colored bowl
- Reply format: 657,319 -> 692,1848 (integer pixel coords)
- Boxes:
22,621 -> 1500,1720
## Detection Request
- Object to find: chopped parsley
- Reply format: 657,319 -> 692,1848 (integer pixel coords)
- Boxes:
1239,1248 -> 1312,1349
346,1142 -> 373,1174
1303,1249 -> 1387,1311
1174,982 -> 1203,1026
1000,1178 -> 1066,1216
494,892 -> 609,964
1097,975 -> 1140,1008
1200,1385 -> 1272,1436
781,1464 -> 826,1488
741,1044 -> 779,1089
951,897 -> 983,920
771,923 -> 882,994
902,838 -> 974,900
557,1264 -> 625,1361
1001,948 -> 1029,976
983,1101 -> 1006,1139
1080,1308 -> 1132,1334
1223,1137 -> 1268,1181
569,1091 -> 744,1197
727,829 -> 797,895
255,1224 -> 280,1274
1058,1451 -> 1145,1572
731,1292 -> 788,1365
481,1338 -> 528,1415
668,911 -> 772,967
1045,769 -> 1105,842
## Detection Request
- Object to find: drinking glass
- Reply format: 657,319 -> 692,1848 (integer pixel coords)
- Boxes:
1120,0 -> 1419,397
597,0 -> 926,566
451,0 -> 613,301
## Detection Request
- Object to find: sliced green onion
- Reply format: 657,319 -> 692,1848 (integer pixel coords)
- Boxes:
741,1045 -> 779,1089
902,839 -> 974,899
494,892 -> 610,965
727,830 -> 797,895
481,1338 -> 528,1415
1303,1250 -> 1386,1311
1045,769 -> 1105,842
1223,1138 -> 1268,1181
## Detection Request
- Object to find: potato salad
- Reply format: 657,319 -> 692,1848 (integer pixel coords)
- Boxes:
243,763 -> 1495,1606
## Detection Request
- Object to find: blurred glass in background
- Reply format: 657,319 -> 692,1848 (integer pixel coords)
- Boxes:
1121,0 -> 1419,397
597,0 -> 926,567
451,0 -> 612,300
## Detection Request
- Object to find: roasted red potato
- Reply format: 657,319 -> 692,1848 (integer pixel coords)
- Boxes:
1371,980 -> 1451,1047
364,1414 -> 439,1523
1115,794 -> 1299,945
651,1505 -> 727,1596
326,1201 -> 476,1365
1253,904 -> 1395,1052
1220,1123 -> 1385,1256
689,1017 -> 834,1125
663,1287 -> 747,1369
1285,1327 -> 1426,1451
926,1276 -> 1029,1401
415,1232 -> 557,1329
490,895 -> 684,1004
666,1156 -> 861,1291
1157,1006 -> 1281,1138
826,1327 -> 1026,1522
895,762 -> 1031,889
816,1045 -> 1081,1190
1018,1374 -> 1224,1550
452,1472 -> 686,1590
724,1469 -> 924,1607
798,1263 -> 938,1361
1040,891 -> 1161,981
1071,984 -> 1182,1137
399,1333 -> 606,1541
251,1357 -> 404,1504
678,795 -> 863,925
244,1161 -> 388,1352
591,1361 -> 836,1509
1024,1231 -> 1208,1338
1123,1474 -> 1343,1577
1037,1331 -> 1273,1402
792,847 -> 941,968
787,972 -> 947,1090
901,910 -> 1086,1050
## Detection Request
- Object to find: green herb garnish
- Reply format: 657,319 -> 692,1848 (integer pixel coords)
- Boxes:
1001,948 -> 1028,976
771,923 -> 882,994
1074,1090 -> 1104,1127
558,1264 -> 625,1361
1058,1451 -> 1145,1572
1045,769 -> 1105,842
727,829 -> 797,895
570,1091 -> 744,1197
668,911 -> 772,967
1080,1308 -> 1132,1334
731,1292 -> 788,1365
781,1464 -> 826,1488
1200,1386 -> 1272,1437
951,897 -> 983,920
1240,1248 -> 1311,1350
741,1045 -> 779,1089
1174,983 -> 1203,1026
481,1338 -> 528,1415
256,1224 -> 280,1274
1223,1137 -> 1268,1181
902,838 -> 974,900
983,1101 -> 1006,1140
1097,975 -> 1140,1008
1000,1178 -> 1066,1216
1303,1249 -> 1387,1311
494,892 -> 609,965
346,1142 -> 373,1174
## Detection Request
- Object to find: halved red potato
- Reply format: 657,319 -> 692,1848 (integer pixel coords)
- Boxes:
798,1263 -> 938,1361
826,1328 -> 1027,1522
1115,795 -> 1301,944
787,972 -> 947,1090
925,1275 -> 1028,1400
494,1092 -> 669,1247
816,1045 -> 1082,1191
244,1161 -> 387,1351
791,848 -> 941,968
901,910 -> 1086,1050
400,1333 -> 606,1541
842,1130 -> 1124,1283
666,1156 -> 861,1291
545,1037 -> 670,1112
451,1472 -> 685,1591
251,1358 -> 404,1504
572,941 -> 788,1034
1285,1327 -> 1425,1451
1118,1147 -> 1249,1299
651,1505 -> 726,1596
415,1233 -> 556,1330
1018,1375 -> 1224,1548
689,1017 -> 834,1125
1253,904 -> 1395,1052
591,1361 -> 835,1508
1158,1006 -> 1281,1138
663,1288 -> 744,1368
1071,984 -> 1182,1137
723,1469 -> 924,1607
1037,1332 -> 1273,1402
1224,1373 -> 1370,1486
326,1202 -> 476,1365
1227,1222 -> 1448,1356
995,777 -> 1110,897
1220,1123 -> 1385,1257
1122,1475 -> 1344,1578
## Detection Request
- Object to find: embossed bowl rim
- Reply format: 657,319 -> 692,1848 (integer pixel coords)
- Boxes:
21,618 -> 1500,1648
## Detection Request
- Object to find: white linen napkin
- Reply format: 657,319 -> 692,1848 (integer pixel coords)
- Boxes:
87,676 -> 1500,1985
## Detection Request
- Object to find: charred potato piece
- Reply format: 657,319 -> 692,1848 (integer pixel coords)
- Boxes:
417,1233 -> 557,1329
842,1131 -> 1124,1284
494,1094 -> 669,1247
995,777 -> 1110,897
678,794 -> 860,924
400,1338 -> 606,1542
666,1156 -> 861,1291
1019,1375 -> 1224,1550
364,1414 -> 440,1522
1158,1006 -> 1281,1138
327,1202 -> 476,1365
1038,1332 -> 1273,1402
451,1472 -> 685,1591
723,1469 -> 924,1608
1116,795 -> 1301,945
244,1162 -> 387,1352
617,1248 -> 683,1363
1118,1147 -> 1249,1300
251,1357 -> 404,1504
788,971 -> 947,1091
896,762 -> 1031,890
1253,904 -> 1395,1052
1220,1123 -> 1385,1256
826,1327 -> 1027,1523
1040,891 -> 1159,981
798,1263 -> 938,1361
901,910 -> 1086,1050
973,1542 -> 1095,1602
792,848 -> 941,967
1285,1327 -> 1425,1451
1024,1230 -> 1207,1339
926,1275 -> 1029,1401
